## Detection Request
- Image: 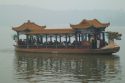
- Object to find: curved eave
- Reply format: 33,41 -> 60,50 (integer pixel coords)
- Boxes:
12,20 -> 46,32
12,27 -> 19,32
12,25 -> 46,32
70,24 -> 109,29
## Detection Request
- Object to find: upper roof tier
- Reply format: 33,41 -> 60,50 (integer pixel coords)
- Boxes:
70,19 -> 110,29
12,20 -> 46,32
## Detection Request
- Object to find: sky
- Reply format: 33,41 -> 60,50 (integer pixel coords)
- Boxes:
0,0 -> 125,10
0,0 -> 124,49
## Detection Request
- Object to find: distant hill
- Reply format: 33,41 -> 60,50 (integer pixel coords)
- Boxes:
0,5 -> 125,27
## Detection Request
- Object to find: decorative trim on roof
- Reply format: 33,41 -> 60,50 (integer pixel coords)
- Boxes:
26,29 -> 74,35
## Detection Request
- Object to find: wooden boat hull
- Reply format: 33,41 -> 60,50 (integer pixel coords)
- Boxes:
14,46 -> 120,54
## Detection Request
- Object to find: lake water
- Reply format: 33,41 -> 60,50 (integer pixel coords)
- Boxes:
0,26 -> 125,83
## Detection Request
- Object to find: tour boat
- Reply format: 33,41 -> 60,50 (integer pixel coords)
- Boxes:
12,19 -> 121,54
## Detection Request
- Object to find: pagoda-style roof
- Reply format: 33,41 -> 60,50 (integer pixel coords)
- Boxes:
70,19 -> 110,29
26,28 -> 74,35
12,19 -> 110,35
12,20 -> 46,32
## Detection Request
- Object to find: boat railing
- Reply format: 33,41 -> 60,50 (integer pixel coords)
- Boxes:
14,44 -> 89,49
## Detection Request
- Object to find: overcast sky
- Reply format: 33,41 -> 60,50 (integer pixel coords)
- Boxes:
0,0 -> 125,10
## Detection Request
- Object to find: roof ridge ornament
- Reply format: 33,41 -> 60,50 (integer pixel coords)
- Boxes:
27,20 -> 31,23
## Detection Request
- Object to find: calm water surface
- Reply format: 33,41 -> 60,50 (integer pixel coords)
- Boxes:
0,26 -> 125,83
0,50 -> 124,83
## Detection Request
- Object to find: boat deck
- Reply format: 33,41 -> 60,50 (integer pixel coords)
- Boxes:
14,46 -> 120,54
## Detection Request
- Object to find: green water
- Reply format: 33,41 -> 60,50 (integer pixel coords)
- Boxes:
0,26 -> 125,83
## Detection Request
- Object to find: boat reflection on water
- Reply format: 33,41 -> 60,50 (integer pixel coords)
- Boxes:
14,52 -> 121,83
